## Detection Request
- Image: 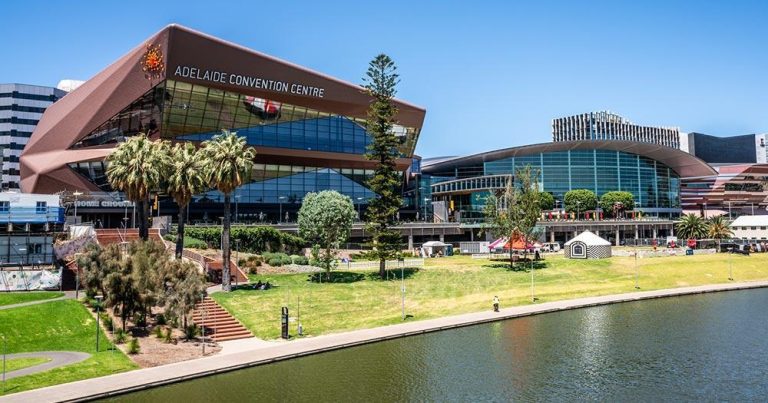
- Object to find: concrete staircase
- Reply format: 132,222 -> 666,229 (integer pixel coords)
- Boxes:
192,297 -> 252,342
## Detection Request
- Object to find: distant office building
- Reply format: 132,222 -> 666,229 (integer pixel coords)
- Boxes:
729,215 -> 768,241
552,111 -> 681,149
0,192 -> 64,266
0,84 -> 67,189
685,132 -> 767,164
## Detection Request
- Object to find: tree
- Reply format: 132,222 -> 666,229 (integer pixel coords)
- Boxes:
298,190 -> 357,280
201,130 -> 256,291
564,189 -> 598,215
599,191 -> 635,218
483,166 -> 542,267
707,215 -> 733,250
159,259 -> 205,331
106,135 -> 168,240
76,242 -> 122,298
538,192 -> 555,211
363,54 -> 403,280
676,213 -> 709,240
166,142 -> 209,258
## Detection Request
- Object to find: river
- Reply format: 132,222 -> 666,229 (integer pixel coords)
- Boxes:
105,288 -> 768,402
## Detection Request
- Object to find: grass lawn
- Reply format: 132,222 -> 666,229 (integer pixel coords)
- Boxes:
4,357 -> 51,372
0,300 -> 138,396
214,252 -> 768,340
0,291 -> 64,306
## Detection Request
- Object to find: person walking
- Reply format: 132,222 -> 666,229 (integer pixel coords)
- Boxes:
493,296 -> 500,312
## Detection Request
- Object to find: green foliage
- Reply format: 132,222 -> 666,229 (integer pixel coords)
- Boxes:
538,192 -> 555,210
292,255 -> 309,265
154,325 -> 164,338
164,327 -> 174,343
184,226 -> 305,254
156,313 -> 166,325
676,213 -> 709,239
564,189 -> 598,213
707,215 -> 733,240
183,324 -> 199,340
363,54 -> 403,280
127,338 -> 140,354
298,190 -> 356,277
599,191 -> 635,216
106,134 -> 168,240
483,166 -> 543,266
114,329 -> 127,344
100,312 -> 114,332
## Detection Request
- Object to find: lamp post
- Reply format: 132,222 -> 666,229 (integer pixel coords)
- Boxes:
727,247 -> 734,281
2,334 -> 6,393
72,191 -> 83,224
401,261 -> 406,320
200,293 -> 206,356
423,197 -> 429,222
278,196 -> 286,224
634,248 -> 640,289
94,295 -> 103,352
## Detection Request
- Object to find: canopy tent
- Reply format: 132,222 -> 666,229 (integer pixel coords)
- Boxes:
564,230 -> 612,259
489,236 -> 540,251
421,241 -> 449,257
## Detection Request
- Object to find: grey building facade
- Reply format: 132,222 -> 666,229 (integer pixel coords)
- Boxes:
0,84 -> 67,189
552,111 -> 681,149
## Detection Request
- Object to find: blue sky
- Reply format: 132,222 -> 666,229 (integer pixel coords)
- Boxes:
3,0 -> 766,157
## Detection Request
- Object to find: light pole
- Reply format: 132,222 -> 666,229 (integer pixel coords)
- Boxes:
727,247 -> 734,281
278,196 -> 286,224
751,203 -> 755,215
401,261 -> 406,320
72,191 -> 83,224
423,197 -> 429,222
95,295 -> 103,352
634,247 -> 640,289
2,334 -> 6,393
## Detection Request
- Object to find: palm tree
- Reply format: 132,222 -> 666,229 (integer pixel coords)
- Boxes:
708,215 -> 733,251
201,130 -> 256,291
675,213 -> 709,240
106,135 -> 168,240
166,142 -> 209,258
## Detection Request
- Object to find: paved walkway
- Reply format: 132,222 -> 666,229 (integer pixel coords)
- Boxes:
1,352 -> 91,380
4,281 -> 768,402
0,291 -> 75,311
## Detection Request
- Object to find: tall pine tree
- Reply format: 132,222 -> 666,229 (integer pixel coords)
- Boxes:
363,54 -> 402,280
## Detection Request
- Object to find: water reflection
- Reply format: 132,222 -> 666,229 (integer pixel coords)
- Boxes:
105,289 -> 768,402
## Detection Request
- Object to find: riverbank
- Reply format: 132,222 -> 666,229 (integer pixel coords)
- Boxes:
6,280 -> 768,402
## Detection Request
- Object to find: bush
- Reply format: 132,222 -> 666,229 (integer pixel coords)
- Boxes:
267,257 -> 283,267
155,313 -> 166,326
164,328 -> 174,344
154,326 -> 164,338
114,329 -> 127,344
184,324 -> 199,340
100,313 -> 113,332
184,236 -> 208,249
292,255 -> 309,265
184,226 -> 306,254
127,338 -> 140,354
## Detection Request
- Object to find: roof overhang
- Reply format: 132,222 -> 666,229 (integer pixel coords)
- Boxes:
422,140 -> 717,178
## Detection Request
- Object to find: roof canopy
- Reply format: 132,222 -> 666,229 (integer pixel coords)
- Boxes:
423,140 -> 717,178
564,230 -> 612,246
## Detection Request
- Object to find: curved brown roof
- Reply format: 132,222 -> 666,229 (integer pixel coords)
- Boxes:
422,140 -> 717,178
21,24 -> 426,193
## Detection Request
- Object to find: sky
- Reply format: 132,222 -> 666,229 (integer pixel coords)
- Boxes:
2,0 -> 767,158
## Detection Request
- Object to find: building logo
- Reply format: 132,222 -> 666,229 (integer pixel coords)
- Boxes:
141,43 -> 165,80
243,96 -> 281,119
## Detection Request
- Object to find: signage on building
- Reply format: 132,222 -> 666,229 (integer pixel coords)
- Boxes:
74,200 -> 135,208
173,65 -> 326,98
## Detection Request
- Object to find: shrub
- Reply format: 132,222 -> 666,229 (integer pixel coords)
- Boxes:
164,328 -> 174,343
238,259 -> 247,266
155,313 -> 166,326
100,313 -> 113,332
267,257 -> 283,267
184,324 -> 199,340
133,313 -> 147,328
184,236 -> 208,249
184,226 -> 306,254
127,338 -> 140,354
293,255 -> 309,265
114,329 -> 127,344
154,326 -> 164,338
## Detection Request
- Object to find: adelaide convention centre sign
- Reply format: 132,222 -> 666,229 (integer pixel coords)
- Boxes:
173,65 -> 326,98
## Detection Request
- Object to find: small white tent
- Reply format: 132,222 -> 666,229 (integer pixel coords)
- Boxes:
421,241 -> 449,257
564,230 -> 612,259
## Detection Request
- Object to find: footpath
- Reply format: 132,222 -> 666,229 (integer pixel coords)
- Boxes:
3,281 -> 768,402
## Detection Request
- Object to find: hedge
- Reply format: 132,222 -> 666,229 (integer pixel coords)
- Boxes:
183,226 -> 305,254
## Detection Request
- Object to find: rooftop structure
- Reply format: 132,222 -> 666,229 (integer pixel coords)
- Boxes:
552,111 -> 681,149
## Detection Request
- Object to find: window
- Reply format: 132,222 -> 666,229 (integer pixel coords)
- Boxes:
36,201 -> 47,213
0,201 -> 8,212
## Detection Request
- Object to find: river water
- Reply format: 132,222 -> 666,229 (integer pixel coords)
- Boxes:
106,289 -> 768,402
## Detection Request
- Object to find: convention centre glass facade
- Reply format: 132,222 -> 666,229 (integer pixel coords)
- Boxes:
422,149 -> 681,221
68,80 -> 419,218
